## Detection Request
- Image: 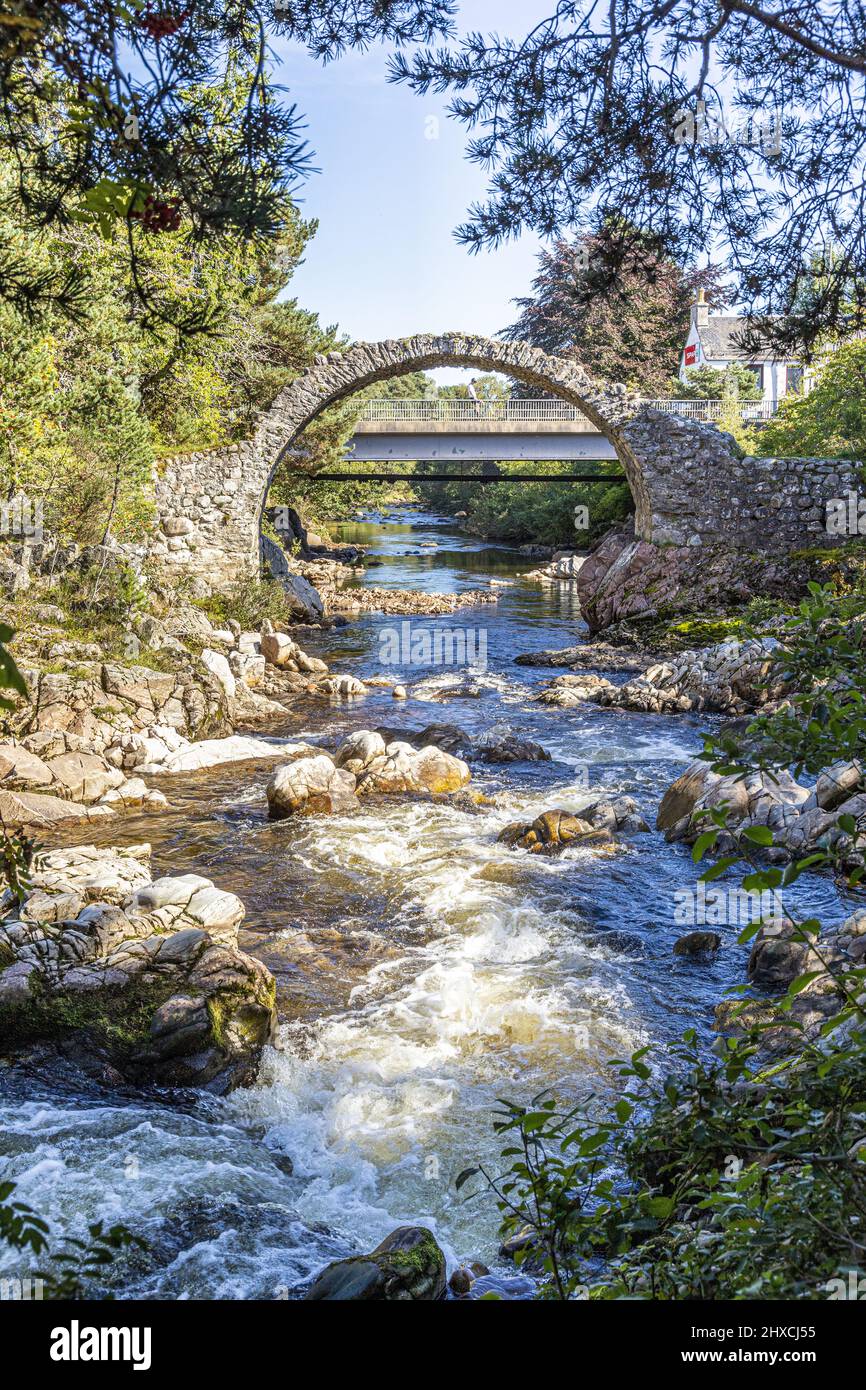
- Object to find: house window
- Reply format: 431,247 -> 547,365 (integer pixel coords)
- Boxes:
786,365 -> 804,394
744,363 -> 764,391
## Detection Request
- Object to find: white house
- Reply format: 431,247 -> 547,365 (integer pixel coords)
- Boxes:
680,290 -> 807,404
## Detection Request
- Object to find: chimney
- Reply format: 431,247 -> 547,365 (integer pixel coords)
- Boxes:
692,287 -> 709,329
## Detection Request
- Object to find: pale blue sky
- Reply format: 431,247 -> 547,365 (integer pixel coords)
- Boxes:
272,1 -> 553,380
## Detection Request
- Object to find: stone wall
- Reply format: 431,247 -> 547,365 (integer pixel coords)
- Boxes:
146,334 -> 864,595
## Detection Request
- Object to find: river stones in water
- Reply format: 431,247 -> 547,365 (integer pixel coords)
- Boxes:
476,733 -> 551,764
266,755 -> 360,818
656,760 -> 809,846
499,810 -> 605,854
745,917 -> 826,989
374,723 -> 467,756
304,1226 -> 446,1301
315,674 -> 367,698
335,730 -> 470,795
673,931 -> 722,959
535,673 -> 616,707
515,644 -> 649,673
500,798 -> 649,853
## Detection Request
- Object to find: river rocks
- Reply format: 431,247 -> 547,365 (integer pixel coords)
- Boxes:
304,1226 -> 447,1301
329,587 -> 498,617
474,732 -> 551,764
0,844 -> 277,1091
277,571 -> 325,623
335,730 -> 470,795
524,552 -> 584,583
575,528 -> 805,633
0,742 -> 54,788
0,737 -> 170,823
267,755 -> 360,818
135,732 -> 316,776
201,648 -> 236,700
535,673 -> 616,706
500,797 -> 649,853
228,650 -> 266,688
657,761 -> 809,843
259,630 -> 329,676
316,674 -> 367,698
713,908 -> 866,1057
746,917 -> 817,989
812,759 -> 865,812
674,931 -> 722,958
260,632 -> 294,667
0,787 -> 105,829
515,643 -> 648,673
18,657 -> 230,753
656,758 -> 866,862
597,637 -> 785,715
499,810 -> 600,853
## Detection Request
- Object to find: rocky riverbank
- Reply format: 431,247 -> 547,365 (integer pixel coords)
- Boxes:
0,843 -> 276,1092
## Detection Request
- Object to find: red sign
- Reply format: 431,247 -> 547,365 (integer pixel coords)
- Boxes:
684,343 -> 697,366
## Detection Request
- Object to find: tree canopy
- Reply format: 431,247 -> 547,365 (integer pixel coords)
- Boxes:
391,0 -> 866,356
505,225 -> 729,394
0,1 -> 457,325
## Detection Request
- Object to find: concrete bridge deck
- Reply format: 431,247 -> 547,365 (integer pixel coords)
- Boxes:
348,397 -> 777,461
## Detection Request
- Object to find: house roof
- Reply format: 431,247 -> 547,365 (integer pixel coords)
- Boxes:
697,315 -> 777,362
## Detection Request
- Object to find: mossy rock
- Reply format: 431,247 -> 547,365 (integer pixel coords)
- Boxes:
304,1226 -> 446,1301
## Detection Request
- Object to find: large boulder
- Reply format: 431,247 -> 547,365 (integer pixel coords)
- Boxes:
304,1227 -> 446,1301
200,648 -> 236,700
140,735 -> 317,776
575,529 -> 803,632
266,755 -> 360,818
334,730 -> 470,795
0,844 -> 277,1092
656,761 -> 807,841
475,732 -> 551,764
746,917 -> 819,989
279,572 -> 325,622
0,787 -> 101,829
0,743 -> 53,789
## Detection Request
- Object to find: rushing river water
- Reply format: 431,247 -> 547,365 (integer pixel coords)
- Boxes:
0,507 -> 852,1299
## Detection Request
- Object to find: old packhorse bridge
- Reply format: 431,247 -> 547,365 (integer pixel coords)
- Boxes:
150,333 -> 857,594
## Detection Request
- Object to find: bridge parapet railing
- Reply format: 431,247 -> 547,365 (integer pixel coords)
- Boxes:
357,398 -> 779,423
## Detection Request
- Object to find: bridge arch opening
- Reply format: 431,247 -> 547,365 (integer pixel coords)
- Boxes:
252,334 -> 650,547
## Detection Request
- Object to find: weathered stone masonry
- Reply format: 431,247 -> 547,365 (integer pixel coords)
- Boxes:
148,334 -> 863,595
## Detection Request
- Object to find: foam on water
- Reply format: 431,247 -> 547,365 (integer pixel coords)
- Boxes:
227,786 -> 645,1272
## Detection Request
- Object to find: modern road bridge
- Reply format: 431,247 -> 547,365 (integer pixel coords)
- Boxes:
313,396 -> 780,482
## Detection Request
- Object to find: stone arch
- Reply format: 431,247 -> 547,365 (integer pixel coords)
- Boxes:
150,332 -> 856,597
251,333 -> 651,538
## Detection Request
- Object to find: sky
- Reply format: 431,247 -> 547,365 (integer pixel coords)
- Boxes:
271,1 -> 554,381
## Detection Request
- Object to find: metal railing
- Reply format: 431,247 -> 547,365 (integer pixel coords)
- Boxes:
356,398 -> 779,423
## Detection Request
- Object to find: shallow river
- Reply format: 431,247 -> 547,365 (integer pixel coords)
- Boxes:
0,508 -> 852,1298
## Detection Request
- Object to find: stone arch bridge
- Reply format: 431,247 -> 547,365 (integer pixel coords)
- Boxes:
150,333 -> 856,595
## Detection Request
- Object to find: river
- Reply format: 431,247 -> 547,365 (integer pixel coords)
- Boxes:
0,506 -> 850,1299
